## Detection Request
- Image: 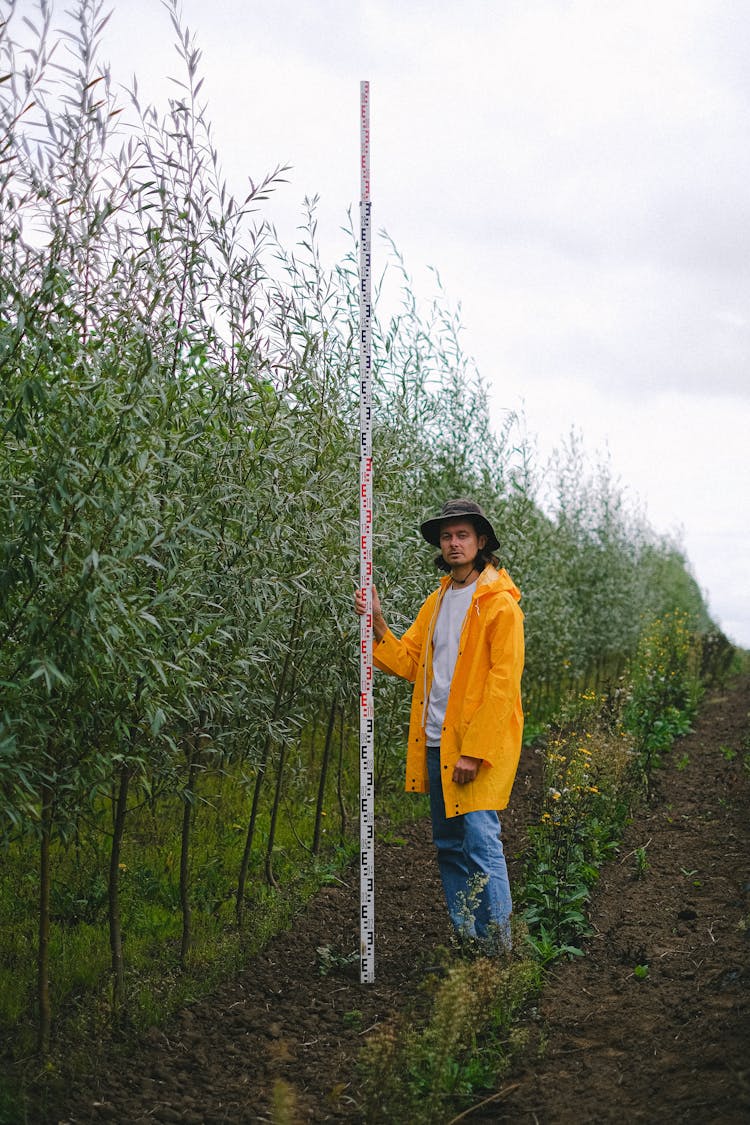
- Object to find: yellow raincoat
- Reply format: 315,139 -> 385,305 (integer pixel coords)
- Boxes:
374,565 -> 524,817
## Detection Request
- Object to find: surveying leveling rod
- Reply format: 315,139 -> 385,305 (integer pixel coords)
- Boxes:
359,80 -> 375,985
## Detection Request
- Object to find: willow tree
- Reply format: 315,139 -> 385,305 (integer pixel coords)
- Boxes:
0,0 -> 719,1058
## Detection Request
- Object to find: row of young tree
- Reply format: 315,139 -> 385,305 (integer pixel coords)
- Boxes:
0,1 -> 727,1052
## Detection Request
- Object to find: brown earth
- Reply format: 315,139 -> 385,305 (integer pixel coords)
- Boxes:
47,674 -> 750,1124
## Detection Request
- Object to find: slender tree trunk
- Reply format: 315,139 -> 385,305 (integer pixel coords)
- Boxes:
312,696 -> 337,855
336,704 -> 348,843
264,661 -> 301,888
236,733 -> 272,925
37,782 -> 53,1056
180,747 -> 199,969
264,738 -> 288,888
236,597 -> 303,924
108,763 -> 131,1007
307,710 -> 320,770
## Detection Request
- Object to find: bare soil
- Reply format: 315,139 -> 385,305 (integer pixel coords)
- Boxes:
47,674 -> 750,1124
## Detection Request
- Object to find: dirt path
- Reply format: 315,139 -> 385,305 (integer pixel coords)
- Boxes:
491,675 -> 750,1125
49,675 -> 749,1124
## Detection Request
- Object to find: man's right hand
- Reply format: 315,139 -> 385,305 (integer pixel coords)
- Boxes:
354,584 -> 381,616
353,585 -> 387,640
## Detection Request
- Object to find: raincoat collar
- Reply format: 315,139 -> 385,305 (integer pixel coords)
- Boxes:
438,564 -> 521,602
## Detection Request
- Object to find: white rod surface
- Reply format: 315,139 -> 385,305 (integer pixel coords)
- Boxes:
358,79 -> 375,985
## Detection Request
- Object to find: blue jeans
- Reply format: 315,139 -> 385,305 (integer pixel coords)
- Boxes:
427,747 -> 512,947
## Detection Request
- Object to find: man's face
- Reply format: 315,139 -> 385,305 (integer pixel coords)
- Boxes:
438,519 -> 486,567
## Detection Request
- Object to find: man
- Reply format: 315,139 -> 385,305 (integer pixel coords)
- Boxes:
354,498 -> 524,947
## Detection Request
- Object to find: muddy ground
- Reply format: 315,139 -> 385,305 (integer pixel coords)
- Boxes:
47,674 -> 749,1124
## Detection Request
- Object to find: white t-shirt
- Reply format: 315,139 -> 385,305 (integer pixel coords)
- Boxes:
425,580 -> 476,746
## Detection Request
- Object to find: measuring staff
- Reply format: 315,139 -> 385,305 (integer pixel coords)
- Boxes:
358,79 -> 375,984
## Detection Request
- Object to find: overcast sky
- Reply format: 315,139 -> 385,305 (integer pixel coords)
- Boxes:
34,0 -> 750,645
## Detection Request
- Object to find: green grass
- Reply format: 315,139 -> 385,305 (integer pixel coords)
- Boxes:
0,763 -> 416,1068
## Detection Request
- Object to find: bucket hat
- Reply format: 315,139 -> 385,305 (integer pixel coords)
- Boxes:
420,498 -> 500,552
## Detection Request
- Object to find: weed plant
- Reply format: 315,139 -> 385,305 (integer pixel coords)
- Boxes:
359,929 -> 540,1125
521,695 -> 633,962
